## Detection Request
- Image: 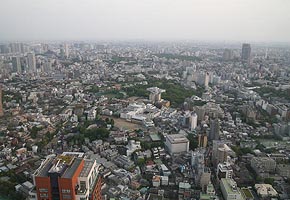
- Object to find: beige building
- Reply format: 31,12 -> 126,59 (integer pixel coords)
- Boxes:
255,184 -> 278,198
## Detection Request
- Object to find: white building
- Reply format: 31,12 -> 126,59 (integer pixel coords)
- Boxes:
87,109 -> 97,121
217,162 -> 233,180
161,176 -> 169,186
126,140 -> 141,156
190,112 -> 198,131
76,160 -> 100,200
165,134 -> 189,155
152,175 -> 161,187
70,114 -> 78,123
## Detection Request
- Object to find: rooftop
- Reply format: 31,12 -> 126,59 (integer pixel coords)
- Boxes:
62,158 -> 83,178
37,157 -> 54,177
221,178 -> 241,195
79,160 -> 95,178
150,134 -> 161,142
241,188 -> 254,199
167,134 -> 189,144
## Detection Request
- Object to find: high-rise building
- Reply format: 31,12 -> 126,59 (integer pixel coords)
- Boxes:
198,133 -> 208,148
33,152 -> 102,200
217,162 -> 233,180
147,87 -> 165,103
204,72 -> 210,88
241,43 -> 251,61
190,112 -> 198,131
64,44 -> 69,58
12,56 -> 21,73
0,86 -> 3,117
212,141 -> 232,166
27,53 -> 36,73
223,49 -> 233,61
209,118 -> 220,141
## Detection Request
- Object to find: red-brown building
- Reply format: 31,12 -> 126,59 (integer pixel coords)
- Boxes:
34,152 -> 102,200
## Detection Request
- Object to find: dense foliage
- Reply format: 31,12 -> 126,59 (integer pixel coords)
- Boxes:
125,79 -> 202,107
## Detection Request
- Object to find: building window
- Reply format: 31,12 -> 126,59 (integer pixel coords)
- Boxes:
39,188 -> 48,192
40,193 -> 48,198
80,181 -> 86,189
62,194 -> 72,199
62,189 -> 71,193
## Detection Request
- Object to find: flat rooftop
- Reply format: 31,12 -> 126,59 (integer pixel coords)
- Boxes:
37,157 -> 55,177
79,160 -> 94,178
241,188 -> 254,199
221,178 -> 241,195
167,134 -> 189,144
150,134 -> 161,142
62,158 -> 83,179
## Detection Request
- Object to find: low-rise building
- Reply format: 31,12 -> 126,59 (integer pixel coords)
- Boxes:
255,184 -> 278,198
165,134 -> 189,155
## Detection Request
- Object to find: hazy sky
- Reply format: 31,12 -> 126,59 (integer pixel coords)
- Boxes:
1,0 -> 290,42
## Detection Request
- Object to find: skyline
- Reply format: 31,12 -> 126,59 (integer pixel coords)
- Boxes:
1,0 -> 290,42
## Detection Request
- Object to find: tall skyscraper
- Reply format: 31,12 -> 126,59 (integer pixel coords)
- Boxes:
204,72 -> 210,88
12,56 -> 21,73
27,53 -> 36,72
209,118 -> 220,141
190,112 -> 198,131
223,49 -> 233,61
241,43 -> 251,61
198,133 -> 208,148
64,43 -> 69,58
0,86 -> 3,117
33,152 -> 102,200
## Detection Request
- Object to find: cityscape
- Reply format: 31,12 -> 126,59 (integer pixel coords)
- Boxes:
1,1 -> 290,200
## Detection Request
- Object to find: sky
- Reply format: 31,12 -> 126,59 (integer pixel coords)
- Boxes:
0,0 -> 290,42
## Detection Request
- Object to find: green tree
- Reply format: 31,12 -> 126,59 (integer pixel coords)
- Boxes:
264,178 -> 275,185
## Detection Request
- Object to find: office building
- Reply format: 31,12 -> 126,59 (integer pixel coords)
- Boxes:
212,141 -> 232,166
217,162 -> 233,180
209,118 -> 220,141
33,152 -> 102,200
27,53 -> 36,73
200,169 -> 211,191
198,133 -> 208,148
12,56 -> 21,73
223,49 -> 234,61
190,112 -> 198,131
241,43 -> 251,61
0,86 -> 3,117
204,72 -> 210,88
220,178 -> 243,200
165,134 -> 189,155
250,157 -> 276,178
147,87 -> 165,103
64,44 -> 69,58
